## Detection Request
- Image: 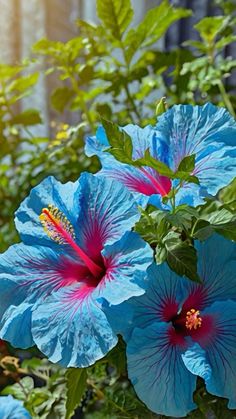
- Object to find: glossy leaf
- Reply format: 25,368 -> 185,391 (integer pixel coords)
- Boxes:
65,368 -> 87,419
97,0 -> 133,41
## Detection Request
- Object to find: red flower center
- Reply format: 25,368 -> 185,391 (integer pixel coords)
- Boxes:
39,205 -> 105,280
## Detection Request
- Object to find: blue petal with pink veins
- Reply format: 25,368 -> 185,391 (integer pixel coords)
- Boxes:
126,322 -> 196,417
86,103 -> 236,208
183,234 -> 236,310
85,125 -> 172,207
15,176 -> 81,248
155,103 -> 236,198
200,300 -> 236,408
0,173 -> 153,366
31,286 -> 118,367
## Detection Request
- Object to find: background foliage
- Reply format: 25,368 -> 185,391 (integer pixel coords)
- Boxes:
0,0 -> 235,418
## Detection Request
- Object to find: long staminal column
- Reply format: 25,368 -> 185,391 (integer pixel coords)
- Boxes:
39,205 -> 103,278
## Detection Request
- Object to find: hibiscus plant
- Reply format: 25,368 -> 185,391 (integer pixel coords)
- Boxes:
0,0 -> 236,418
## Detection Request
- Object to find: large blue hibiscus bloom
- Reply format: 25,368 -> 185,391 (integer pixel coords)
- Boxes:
108,234 -> 236,417
86,103 -> 236,207
0,395 -> 31,418
0,173 -> 153,367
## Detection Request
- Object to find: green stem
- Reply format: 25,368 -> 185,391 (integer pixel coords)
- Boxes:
70,73 -> 95,131
123,82 -> 142,121
120,40 -> 142,122
217,80 -> 236,118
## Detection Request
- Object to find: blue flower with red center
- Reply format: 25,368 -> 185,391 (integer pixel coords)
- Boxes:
86,103 -> 236,207
0,395 -> 31,418
108,234 -> 236,417
0,173 -> 153,367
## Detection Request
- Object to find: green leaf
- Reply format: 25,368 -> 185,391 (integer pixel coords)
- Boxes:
177,154 -> 195,173
134,149 -> 174,178
155,97 -> 167,120
106,337 -> 127,375
8,73 -> 39,93
164,232 -> 200,282
1,377 -> 34,400
155,243 -> 167,264
215,34 -> 236,50
9,109 -> 42,126
124,0 -> 191,63
51,87 -> 75,112
102,118 -> 133,164
194,16 -> 229,43
97,0 -> 133,41
65,368 -> 87,419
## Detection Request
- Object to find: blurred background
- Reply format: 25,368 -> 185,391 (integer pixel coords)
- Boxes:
0,0 -> 235,135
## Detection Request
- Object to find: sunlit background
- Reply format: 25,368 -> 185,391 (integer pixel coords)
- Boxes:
1,0 -> 234,135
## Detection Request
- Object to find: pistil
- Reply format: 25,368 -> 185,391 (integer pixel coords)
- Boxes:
40,205 -> 103,278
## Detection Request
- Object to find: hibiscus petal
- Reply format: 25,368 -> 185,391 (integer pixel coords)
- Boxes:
0,303 -> 34,348
126,322 -> 197,417
31,286 -> 117,367
155,103 -> 236,198
86,125 -> 171,206
183,235 -> 236,311
0,395 -> 31,419
182,342 -> 212,381
201,300 -> 236,408
15,176 -> 81,247
97,231 -> 153,306
76,173 -> 141,263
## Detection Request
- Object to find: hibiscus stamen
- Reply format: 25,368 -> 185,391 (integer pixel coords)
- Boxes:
185,308 -> 202,330
39,205 -> 103,278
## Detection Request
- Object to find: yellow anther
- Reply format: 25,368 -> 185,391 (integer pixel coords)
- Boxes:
185,309 -> 202,331
39,204 -> 75,244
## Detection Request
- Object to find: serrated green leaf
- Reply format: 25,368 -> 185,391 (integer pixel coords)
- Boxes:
164,232 -> 200,282
134,149 -> 174,178
65,368 -> 87,419
97,0 -> 133,41
102,118 -> 133,164
124,0 -> 191,63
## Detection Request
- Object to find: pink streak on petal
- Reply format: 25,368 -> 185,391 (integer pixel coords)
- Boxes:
189,314 -> 216,347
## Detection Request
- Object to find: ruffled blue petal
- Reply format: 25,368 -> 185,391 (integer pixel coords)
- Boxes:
105,263 -> 186,341
126,322 -> 197,417
0,303 -> 34,348
182,342 -> 212,381
86,125 -> 169,207
77,173 -> 141,254
188,234 -> 236,308
15,176 -> 81,247
201,300 -> 236,408
0,395 -> 31,418
128,263 -> 186,328
155,103 -> 236,199
98,231 -> 153,306
31,286 -> 117,367
0,242 -> 79,348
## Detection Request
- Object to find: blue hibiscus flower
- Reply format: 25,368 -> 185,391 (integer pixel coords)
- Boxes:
86,103 -> 236,208
0,173 -> 153,367
108,234 -> 236,417
0,395 -> 31,418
